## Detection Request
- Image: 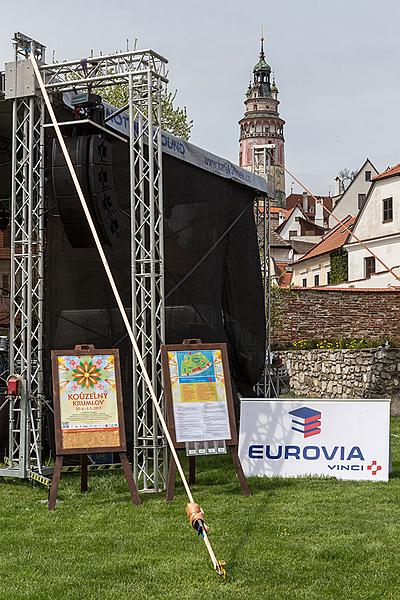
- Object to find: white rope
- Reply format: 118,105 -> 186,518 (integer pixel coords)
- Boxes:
30,53 -> 220,572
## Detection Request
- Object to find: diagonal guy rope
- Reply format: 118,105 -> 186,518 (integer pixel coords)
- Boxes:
30,53 -> 222,575
276,161 -> 400,284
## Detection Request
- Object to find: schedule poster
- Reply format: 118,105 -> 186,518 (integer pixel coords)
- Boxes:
57,354 -> 119,433
167,348 -> 231,442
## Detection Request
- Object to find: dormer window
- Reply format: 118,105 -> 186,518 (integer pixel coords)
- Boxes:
383,197 -> 393,222
358,194 -> 366,210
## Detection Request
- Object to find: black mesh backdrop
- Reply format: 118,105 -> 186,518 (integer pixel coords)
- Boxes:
44,137 -> 266,449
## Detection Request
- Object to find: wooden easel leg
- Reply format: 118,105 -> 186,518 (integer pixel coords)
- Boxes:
189,456 -> 196,485
48,455 -> 63,510
119,453 -> 141,505
166,453 -> 177,502
80,454 -> 88,493
230,446 -> 250,497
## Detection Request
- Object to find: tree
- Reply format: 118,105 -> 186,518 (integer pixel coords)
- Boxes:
337,168 -> 357,192
101,86 -> 193,140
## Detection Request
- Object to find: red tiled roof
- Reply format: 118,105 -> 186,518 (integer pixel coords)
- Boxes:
269,207 -> 288,215
294,215 -> 356,264
373,164 -> 400,181
274,261 -> 292,287
258,206 -> 288,217
286,194 -> 332,213
279,271 -> 293,287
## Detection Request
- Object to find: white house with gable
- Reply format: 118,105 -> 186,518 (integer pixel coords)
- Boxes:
343,164 -> 400,288
276,205 -> 305,240
329,159 -> 378,228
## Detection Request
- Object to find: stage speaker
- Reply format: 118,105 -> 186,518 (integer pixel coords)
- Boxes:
52,135 -> 90,198
89,135 -> 112,165
52,136 -> 95,248
91,190 -> 122,244
89,165 -> 114,193
52,134 -> 122,248
56,196 -> 95,248
88,135 -> 120,245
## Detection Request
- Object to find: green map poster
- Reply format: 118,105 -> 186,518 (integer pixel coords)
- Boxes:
167,349 -> 231,442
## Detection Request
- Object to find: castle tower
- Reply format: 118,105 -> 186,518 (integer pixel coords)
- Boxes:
239,37 -> 286,206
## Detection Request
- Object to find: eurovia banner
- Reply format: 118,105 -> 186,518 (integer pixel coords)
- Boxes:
238,399 -> 390,482
57,354 -> 119,433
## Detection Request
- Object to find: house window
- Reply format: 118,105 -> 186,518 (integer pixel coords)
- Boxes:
365,256 -> 376,279
314,274 -> 320,287
358,194 -> 366,210
365,171 -> 371,181
0,273 -> 9,296
289,230 -> 297,239
302,278 -> 307,288
383,197 -> 393,222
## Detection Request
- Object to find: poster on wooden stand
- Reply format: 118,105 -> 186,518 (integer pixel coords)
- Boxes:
161,339 -> 250,501
49,345 -> 140,509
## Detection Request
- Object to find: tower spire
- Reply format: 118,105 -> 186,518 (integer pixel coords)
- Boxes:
260,26 -> 265,59
239,32 -> 286,206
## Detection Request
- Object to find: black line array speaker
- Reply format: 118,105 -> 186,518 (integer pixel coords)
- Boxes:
88,136 -> 121,245
52,135 -> 93,247
52,134 -> 122,247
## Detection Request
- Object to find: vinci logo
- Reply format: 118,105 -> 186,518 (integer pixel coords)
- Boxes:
289,407 -> 321,438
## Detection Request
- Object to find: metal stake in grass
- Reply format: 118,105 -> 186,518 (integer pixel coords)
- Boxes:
30,51 -> 226,579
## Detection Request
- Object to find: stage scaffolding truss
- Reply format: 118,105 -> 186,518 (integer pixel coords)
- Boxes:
252,144 -> 274,398
1,32 -> 168,490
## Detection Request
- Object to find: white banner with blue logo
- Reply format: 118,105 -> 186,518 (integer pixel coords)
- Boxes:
239,399 -> 390,482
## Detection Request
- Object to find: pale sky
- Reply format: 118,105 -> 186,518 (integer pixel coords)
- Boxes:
1,0 -> 399,194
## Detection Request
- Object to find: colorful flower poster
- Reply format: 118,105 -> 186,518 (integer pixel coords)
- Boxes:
167,349 -> 231,442
57,354 -> 119,432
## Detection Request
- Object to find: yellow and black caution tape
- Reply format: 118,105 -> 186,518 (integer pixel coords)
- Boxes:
27,470 -> 51,488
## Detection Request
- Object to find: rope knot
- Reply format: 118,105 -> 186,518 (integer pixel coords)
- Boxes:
185,502 -> 209,533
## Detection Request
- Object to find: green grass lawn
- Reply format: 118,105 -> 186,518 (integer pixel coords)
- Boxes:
0,421 -> 400,600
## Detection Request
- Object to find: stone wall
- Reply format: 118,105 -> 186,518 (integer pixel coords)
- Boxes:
272,288 -> 400,347
280,347 -> 400,415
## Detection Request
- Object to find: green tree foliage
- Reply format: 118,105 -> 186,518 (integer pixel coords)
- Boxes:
101,86 -> 193,140
270,286 -> 298,332
330,248 -> 348,284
